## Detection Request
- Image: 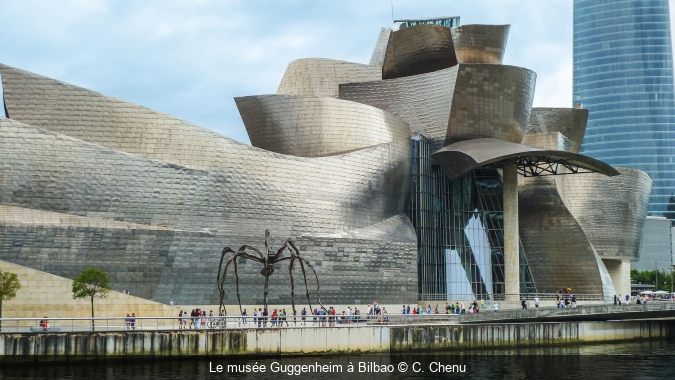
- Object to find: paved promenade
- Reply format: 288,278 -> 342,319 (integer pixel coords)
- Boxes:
458,302 -> 675,324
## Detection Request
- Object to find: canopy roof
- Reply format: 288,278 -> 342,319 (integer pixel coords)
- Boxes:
432,138 -> 620,180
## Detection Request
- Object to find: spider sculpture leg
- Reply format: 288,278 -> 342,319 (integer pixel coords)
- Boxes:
288,254 -> 297,316
218,248 -> 264,316
263,271 -> 270,314
217,247 -> 236,315
233,255 -> 243,316
298,257 -> 326,312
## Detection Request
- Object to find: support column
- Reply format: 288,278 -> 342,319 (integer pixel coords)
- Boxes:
602,259 -> 631,297
503,163 -> 520,301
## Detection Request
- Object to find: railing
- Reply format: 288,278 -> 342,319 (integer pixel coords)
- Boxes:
418,293 -> 605,302
0,314 -> 459,333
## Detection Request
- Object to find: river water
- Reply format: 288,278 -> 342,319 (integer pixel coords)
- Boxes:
3,339 -> 675,379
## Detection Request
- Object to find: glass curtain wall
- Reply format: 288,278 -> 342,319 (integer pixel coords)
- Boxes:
408,135 -> 536,300
397,17 -> 460,30
574,0 -> 675,219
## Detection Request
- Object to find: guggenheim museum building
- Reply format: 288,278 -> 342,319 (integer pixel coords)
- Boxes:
0,16 -> 651,305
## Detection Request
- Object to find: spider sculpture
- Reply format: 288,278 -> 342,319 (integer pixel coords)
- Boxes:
216,230 -> 325,316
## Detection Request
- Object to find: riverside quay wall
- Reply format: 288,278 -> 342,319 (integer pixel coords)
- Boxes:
1,320 -> 674,364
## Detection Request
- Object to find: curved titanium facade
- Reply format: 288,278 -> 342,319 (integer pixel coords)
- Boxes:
518,175 -> 614,296
276,58 -> 381,98
382,24 -> 458,80
340,65 -> 458,151
451,24 -> 510,64
0,15 -> 646,306
526,108 -> 589,153
558,167 -> 652,261
432,138 -> 620,181
235,95 -> 411,157
340,64 -> 536,152
0,65 -> 417,305
574,0 -> 675,217
445,65 -> 535,145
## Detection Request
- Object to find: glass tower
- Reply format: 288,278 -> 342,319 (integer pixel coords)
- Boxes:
573,0 -> 675,218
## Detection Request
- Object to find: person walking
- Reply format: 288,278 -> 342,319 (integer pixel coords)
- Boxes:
521,297 -> 528,311
534,296 -> 540,310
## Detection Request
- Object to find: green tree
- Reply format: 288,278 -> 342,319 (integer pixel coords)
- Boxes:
72,269 -> 110,331
0,270 -> 21,331
631,269 -> 675,292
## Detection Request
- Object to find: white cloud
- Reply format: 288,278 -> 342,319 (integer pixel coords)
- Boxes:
3,0 -> 671,143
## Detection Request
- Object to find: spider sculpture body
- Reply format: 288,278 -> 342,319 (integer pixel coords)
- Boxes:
216,230 -> 325,316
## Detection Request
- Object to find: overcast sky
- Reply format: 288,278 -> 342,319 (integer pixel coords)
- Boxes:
0,0 -> 673,144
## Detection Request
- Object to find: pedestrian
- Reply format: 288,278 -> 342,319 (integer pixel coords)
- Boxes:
131,313 -> 137,330
521,297 -> 527,311
435,304 -> 439,314
481,298 -> 485,310
177,311 -> 182,330
494,303 -> 499,313
534,296 -> 540,310
271,309 -> 278,327
487,297 -> 491,310
282,308 -> 289,326
242,309 -> 247,325
426,304 -> 432,314
301,307 -> 307,326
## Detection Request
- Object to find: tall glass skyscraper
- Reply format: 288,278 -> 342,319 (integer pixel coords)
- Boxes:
574,0 -> 675,218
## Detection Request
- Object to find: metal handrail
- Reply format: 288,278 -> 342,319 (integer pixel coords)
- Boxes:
0,314 -> 460,334
417,293 -> 604,301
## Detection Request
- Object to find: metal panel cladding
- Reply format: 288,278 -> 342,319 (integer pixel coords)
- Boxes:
573,0 -> 675,219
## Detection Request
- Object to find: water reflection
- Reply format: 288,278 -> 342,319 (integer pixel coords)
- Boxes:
3,339 -> 675,380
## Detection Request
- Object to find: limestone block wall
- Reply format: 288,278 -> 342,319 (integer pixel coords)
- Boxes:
603,259 -> 631,297
153,227 -> 418,306
369,28 -> 392,67
0,260 -> 177,319
0,205 -> 194,299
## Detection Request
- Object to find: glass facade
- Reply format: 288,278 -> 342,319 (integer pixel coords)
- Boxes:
408,135 -> 536,300
574,0 -> 675,218
395,17 -> 460,31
